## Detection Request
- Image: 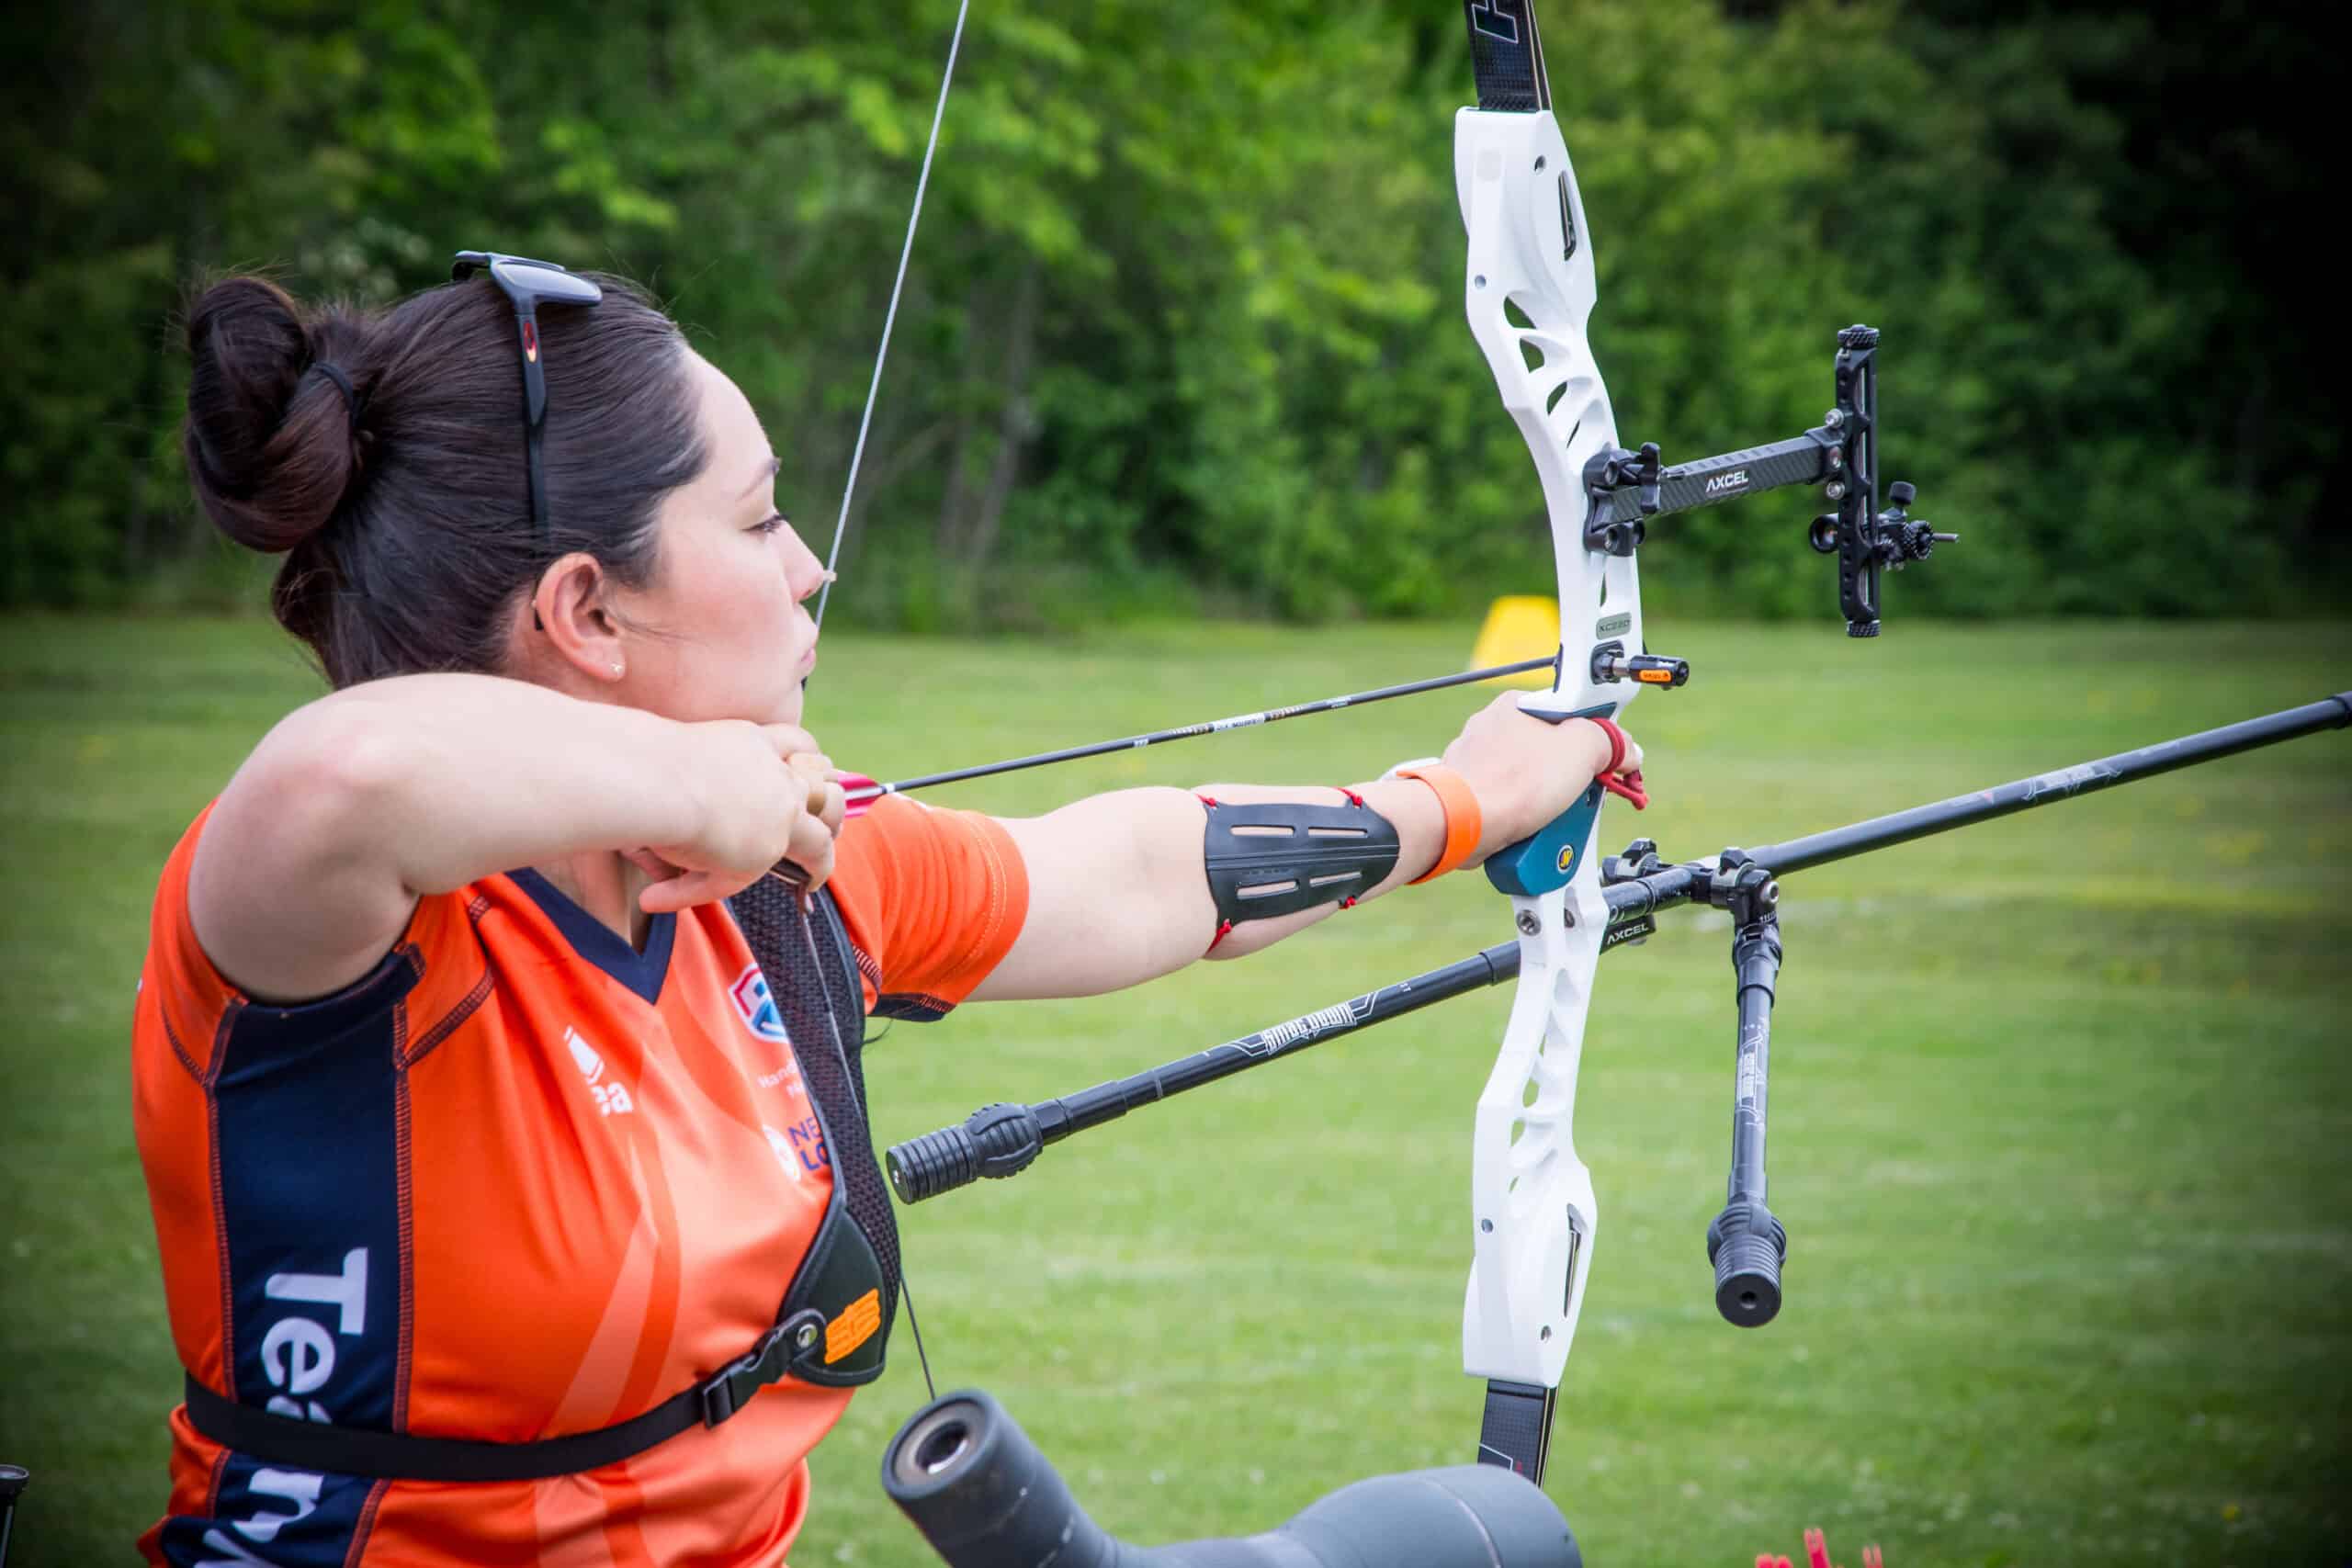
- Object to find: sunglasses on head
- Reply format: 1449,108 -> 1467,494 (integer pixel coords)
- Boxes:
450,251 -> 604,550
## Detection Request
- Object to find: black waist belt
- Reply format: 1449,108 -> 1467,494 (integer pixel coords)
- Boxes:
182,1305 -> 826,1483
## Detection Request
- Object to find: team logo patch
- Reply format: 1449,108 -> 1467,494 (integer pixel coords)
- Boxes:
731,964 -> 789,1043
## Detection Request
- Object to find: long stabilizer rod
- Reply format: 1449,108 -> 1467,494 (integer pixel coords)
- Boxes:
1763,691 -> 2351,872
846,655 -> 1558,809
1604,689 -> 2352,918
887,692 -> 2351,1202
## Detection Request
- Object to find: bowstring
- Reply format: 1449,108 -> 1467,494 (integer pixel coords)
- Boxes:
812,0 -> 973,637
797,5 -> 969,1390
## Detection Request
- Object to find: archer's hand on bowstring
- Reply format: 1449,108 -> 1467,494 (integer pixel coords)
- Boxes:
1440,691 -> 1645,863
624,721 -> 847,911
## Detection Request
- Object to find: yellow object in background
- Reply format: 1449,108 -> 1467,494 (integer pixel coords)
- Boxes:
1470,596 -> 1560,684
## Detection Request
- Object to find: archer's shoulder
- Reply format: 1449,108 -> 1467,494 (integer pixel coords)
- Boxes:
139,801 -> 479,1064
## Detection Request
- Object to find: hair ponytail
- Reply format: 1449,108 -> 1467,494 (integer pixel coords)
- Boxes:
184,276 -> 372,555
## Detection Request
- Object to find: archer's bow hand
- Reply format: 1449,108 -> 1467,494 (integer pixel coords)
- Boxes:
1441,693 -> 1645,860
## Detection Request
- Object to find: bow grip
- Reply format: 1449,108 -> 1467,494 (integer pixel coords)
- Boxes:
1482,705 -> 1615,897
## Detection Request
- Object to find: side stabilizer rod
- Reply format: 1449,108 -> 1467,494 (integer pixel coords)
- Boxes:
1606,690 -> 2352,918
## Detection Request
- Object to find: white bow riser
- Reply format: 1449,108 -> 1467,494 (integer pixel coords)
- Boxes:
1455,104 -> 1642,1398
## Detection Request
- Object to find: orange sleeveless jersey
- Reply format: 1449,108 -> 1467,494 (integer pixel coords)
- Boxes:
131,795 -> 1027,1567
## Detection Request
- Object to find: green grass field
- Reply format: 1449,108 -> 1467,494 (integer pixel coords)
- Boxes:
2,615 -> 2347,1567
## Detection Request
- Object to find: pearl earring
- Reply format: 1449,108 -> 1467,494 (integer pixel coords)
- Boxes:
611,662 -> 624,677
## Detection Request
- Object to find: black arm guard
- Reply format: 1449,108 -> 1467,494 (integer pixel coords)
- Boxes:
1201,792 -> 1401,931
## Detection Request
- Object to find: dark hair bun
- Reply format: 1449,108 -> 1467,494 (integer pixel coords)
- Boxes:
184,275 -> 369,554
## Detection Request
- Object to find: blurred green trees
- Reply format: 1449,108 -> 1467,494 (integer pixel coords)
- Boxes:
3,1 -> 2335,626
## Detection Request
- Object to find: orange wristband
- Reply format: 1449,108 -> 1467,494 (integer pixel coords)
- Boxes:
1394,763 -> 1484,885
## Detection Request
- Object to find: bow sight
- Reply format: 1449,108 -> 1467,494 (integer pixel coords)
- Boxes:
1583,324 -> 1957,637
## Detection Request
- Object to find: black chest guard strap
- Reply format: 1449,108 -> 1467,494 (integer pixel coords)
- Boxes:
729,879 -> 902,1387
181,874 -> 897,1483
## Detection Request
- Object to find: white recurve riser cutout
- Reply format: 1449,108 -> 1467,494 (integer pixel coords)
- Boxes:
1466,879 -> 1605,1385
1454,105 -> 1641,716
1455,107 -> 1640,1389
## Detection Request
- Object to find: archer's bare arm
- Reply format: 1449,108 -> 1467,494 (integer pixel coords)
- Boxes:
188,674 -> 825,1003
969,694 -> 1635,1001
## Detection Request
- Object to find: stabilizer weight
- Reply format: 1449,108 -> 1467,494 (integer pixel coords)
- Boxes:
1706,1201 -> 1788,1327
887,1102 -> 1046,1203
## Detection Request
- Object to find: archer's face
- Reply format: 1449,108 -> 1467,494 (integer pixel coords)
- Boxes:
614,352 -> 827,728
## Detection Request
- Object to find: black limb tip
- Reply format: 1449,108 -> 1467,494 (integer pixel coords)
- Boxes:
1705,1202 -> 1789,1327
886,1102 -> 1045,1203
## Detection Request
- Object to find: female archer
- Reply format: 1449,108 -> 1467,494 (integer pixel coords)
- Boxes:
133,255 -> 1639,1566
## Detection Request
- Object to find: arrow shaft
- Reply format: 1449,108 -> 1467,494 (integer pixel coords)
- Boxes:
846,654 -> 1557,807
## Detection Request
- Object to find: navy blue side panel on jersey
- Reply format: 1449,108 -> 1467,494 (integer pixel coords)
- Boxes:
153,1458 -> 379,1567
213,952 -> 414,1457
